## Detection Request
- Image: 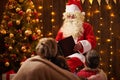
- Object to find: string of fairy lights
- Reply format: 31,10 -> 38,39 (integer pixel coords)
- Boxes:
107,3 -> 115,79
49,0 -> 55,36
37,0 -> 43,37
84,1 -> 115,80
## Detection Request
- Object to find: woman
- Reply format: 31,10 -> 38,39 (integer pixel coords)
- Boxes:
12,37 -> 80,80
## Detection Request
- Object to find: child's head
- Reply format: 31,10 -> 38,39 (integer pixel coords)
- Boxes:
85,49 -> 100,69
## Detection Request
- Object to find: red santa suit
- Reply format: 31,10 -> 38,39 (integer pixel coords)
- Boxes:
55,0 -> 96,73
56,22 -> 96,73
56,22 -> 96,53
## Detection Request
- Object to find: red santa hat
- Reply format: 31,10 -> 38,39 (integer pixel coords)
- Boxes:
65,0 -> 83,12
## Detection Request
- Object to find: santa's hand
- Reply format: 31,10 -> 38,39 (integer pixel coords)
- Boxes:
74,42 -> 83,51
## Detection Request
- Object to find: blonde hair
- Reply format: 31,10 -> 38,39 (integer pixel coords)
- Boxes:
35,37 -> 57,59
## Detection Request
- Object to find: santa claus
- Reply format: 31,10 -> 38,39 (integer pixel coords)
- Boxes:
55,0 -> 96,73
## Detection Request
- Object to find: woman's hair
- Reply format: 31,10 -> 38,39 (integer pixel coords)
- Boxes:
85,49 -> 100,69
35,37 -> 57,59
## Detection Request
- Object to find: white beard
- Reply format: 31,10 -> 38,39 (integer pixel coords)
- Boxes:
61,19 -> 84,39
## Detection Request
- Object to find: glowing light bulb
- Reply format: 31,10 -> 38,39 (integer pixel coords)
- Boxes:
38,6 -> 43,9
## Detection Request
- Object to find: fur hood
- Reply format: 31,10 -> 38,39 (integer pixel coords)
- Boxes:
87,69 -> 107,80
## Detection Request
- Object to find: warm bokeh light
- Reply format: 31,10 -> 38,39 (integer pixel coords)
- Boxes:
96,36 -> 100,40
51,19 -> 55,22
110,13 -> 115,17
97,30 -> 101,33
106,5 -> 112,10
87,12 -> 91,16
38,6 -> 43,10
94,9 -> 100,14
110,51 -> 113,55
106,39 -> 111,42
50,5 -> 52,8
51,11 -> 55,15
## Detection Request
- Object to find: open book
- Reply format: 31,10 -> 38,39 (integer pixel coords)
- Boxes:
57,36 -> 77,57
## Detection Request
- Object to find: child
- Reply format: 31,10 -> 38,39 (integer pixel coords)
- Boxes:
77,49 -> 107,80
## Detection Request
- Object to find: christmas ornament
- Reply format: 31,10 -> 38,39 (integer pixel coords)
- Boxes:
8,46 -> 13,50
26,9 -> 32,14
18,10 -> 24,16
9,33 -> 14,38
9,5 -> 14,9
5,61 -> 10,67
32,35 -> 37,40
3,15 -> 9,20
1,20 -> 6,24
36,19 -> 39,23
16,20 -> 21,25
32,19 -> 36,23
31,5 -> 35,9
16,7 -> 21,12
26,16 -> 31,21
0,29 -> 7,34
8,21 -> 13,27
21,46 -> 26,50
24,29 -> 32,36
36,29 -> 41,35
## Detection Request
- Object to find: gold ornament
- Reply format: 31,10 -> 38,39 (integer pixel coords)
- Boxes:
9,5 -> 14,9
9,33 -> 14,38
25,30 -> 32,36
26,9 -> 32,14
26,16 -> 31,21
16,20 -> 21,25
23,49 -> 27,52
36,29 -> 41,35
0,29 -> 6,34
32,19 -> 36,23
21,46 -> 27,52
31,5 -> 35,9
1,20 -> 6,24
21,46 -> 26,51
16,7 -> 21,12
5,62 -> 10,67
36,19 -> 39,23
9,46 -> 13,50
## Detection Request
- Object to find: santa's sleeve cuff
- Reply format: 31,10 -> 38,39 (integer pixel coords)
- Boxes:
79,40 -> 92,53
68,53 -> 85,63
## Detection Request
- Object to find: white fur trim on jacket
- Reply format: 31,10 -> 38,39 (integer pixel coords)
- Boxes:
66,4 -> 81,12
68,53 -> 85,63
80,40 -> 92,53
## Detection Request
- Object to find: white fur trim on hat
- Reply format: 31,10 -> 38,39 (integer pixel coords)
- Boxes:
66,4 -> 81,12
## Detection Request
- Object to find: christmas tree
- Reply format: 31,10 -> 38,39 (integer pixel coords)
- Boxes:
0,0 -> 42,73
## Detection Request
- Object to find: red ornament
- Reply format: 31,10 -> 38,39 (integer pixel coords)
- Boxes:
8,21 -> 13,27
18,10 -> 24,16
32,35 -> 37,40
5,44 -> 9,48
